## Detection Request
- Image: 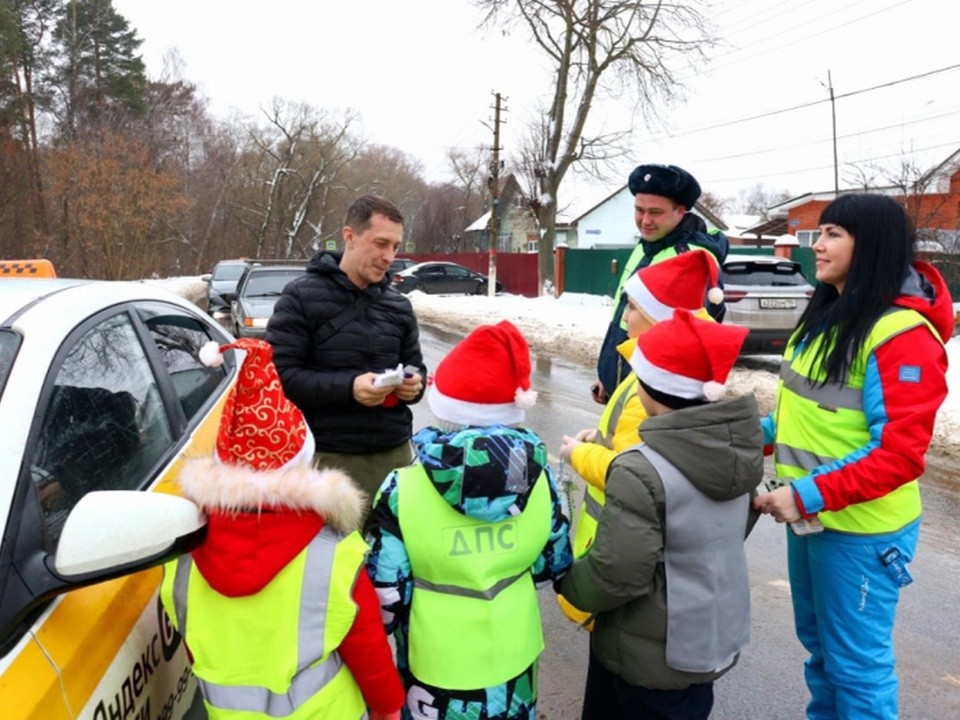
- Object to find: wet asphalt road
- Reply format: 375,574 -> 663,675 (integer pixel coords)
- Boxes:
414,324 -> 960,720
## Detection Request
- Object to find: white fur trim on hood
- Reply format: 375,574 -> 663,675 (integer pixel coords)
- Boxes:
178,457 -> 365,534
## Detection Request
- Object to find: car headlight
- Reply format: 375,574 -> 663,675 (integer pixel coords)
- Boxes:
243,317 -> 269,328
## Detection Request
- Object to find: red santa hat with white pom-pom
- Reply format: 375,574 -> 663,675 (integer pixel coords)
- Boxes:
629,308 -> 748,406
428,320 -> 537,427
199,337 -> 315,470
176,338 -> 361,532
623,249 -> 724,321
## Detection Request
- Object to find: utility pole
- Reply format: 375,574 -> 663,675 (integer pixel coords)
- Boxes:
487,92 -> 504,297
828,70 -> 838,194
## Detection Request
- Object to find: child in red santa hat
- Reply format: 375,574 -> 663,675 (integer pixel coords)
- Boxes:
560,309 -> 764,720
558,249 -> 722,627
365,320 -> 572,720
160,337 -> 403,720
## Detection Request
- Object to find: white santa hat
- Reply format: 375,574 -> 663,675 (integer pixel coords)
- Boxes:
629,309 -> 748,405
428,320 -> 537,427
623,249 -> 723,322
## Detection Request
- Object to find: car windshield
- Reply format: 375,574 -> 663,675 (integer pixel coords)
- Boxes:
213,263 -> 247,281
243,271 -> 301,297
0,330 -> 19,400
722,262 -> 809,287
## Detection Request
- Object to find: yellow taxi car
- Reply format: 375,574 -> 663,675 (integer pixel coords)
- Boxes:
0,274 -> 238,719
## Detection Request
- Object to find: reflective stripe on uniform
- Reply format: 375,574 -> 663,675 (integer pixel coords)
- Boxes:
774,308 -> 938,533
413,569 -> 529,601
780,364 -> 863,412
171,527 -> 352,715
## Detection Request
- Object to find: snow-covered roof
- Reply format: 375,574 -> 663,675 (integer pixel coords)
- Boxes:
465,211 -> 491,232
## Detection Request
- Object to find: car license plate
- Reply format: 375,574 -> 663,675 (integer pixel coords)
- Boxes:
759,298 -> 797,309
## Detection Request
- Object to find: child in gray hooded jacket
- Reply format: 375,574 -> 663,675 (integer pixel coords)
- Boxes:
560,309 -> 763,720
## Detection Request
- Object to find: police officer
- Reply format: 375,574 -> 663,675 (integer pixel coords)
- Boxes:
592,163 -> 728,403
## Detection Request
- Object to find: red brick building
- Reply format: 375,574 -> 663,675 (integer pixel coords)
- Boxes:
763,150 -> 960,252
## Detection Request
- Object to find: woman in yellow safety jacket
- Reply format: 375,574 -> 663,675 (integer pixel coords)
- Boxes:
753,194 -> 952,720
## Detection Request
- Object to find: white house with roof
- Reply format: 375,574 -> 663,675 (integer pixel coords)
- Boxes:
560,184 -> 726,249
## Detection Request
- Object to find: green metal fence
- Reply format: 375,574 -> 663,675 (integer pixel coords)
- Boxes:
563,245 -> 803,298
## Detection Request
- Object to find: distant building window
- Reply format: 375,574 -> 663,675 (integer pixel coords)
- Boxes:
527,238 -> 538,253
796,230 -> 821,248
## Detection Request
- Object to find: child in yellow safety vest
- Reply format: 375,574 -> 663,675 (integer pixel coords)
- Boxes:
365,320 -> 572,720
160,338 -> 404,720
558,250 -> 723,627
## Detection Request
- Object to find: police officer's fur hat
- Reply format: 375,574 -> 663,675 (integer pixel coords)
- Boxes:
628,164 -> 701,209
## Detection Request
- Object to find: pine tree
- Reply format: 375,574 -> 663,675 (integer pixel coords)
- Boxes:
50,0 -> 146,139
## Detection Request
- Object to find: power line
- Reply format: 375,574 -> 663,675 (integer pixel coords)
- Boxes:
706,0 -> 910,71
704,138 -> 960,186
690,105 -> 960,165
653,63 -> 960,140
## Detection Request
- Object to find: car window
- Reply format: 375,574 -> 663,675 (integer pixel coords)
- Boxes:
243,271 -> 300,297
419,265 -> 445,277
721,262 -> 809,287
137,304 -> 228,421
0,330 -> 19,401
29,313 -> 173,551
212,263 -> 247,281
446,265 -> 471,277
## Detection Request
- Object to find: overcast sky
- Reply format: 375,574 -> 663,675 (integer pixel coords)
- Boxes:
113,0 -> 960,212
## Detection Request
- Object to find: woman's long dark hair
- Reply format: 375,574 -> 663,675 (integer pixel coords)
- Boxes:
793,193 -> 914,384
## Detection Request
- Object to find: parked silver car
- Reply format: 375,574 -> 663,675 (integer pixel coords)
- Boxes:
202,258 -> 249,313
231,264 -> 305,338
721,254 -> 814,354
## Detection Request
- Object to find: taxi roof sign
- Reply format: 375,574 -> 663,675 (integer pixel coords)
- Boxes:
0,259 -> 57,278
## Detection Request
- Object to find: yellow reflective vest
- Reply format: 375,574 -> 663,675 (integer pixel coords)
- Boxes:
397,464 -> 550,690
572,363 -> 642,558
160,528 -> 369,719
774,308 -> 939,533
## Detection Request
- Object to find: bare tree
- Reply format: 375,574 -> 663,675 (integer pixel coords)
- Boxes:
477,0 -> 714,287
43,130 -> 188,279
230,99 -> 363,259
843,152 -> 960,259
697,190 -> 730,218
735,182 -> 790,217
447,146 -> 490,243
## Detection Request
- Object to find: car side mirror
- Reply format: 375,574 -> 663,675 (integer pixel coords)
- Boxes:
55,491 -> 207,578
201,273 -> 212,283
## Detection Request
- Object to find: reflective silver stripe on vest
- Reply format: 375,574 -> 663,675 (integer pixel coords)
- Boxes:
597,380 -> 633,449
780,364 -> 862,412
775,443 -> 839,473
581,488 -> 604,522
173,527 -> 351,717
172,554 -> 192,635
197,656 -> 345,717
413,569 -> 528,600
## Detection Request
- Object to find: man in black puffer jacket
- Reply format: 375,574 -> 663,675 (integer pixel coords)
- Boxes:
266,195 -> 426,526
